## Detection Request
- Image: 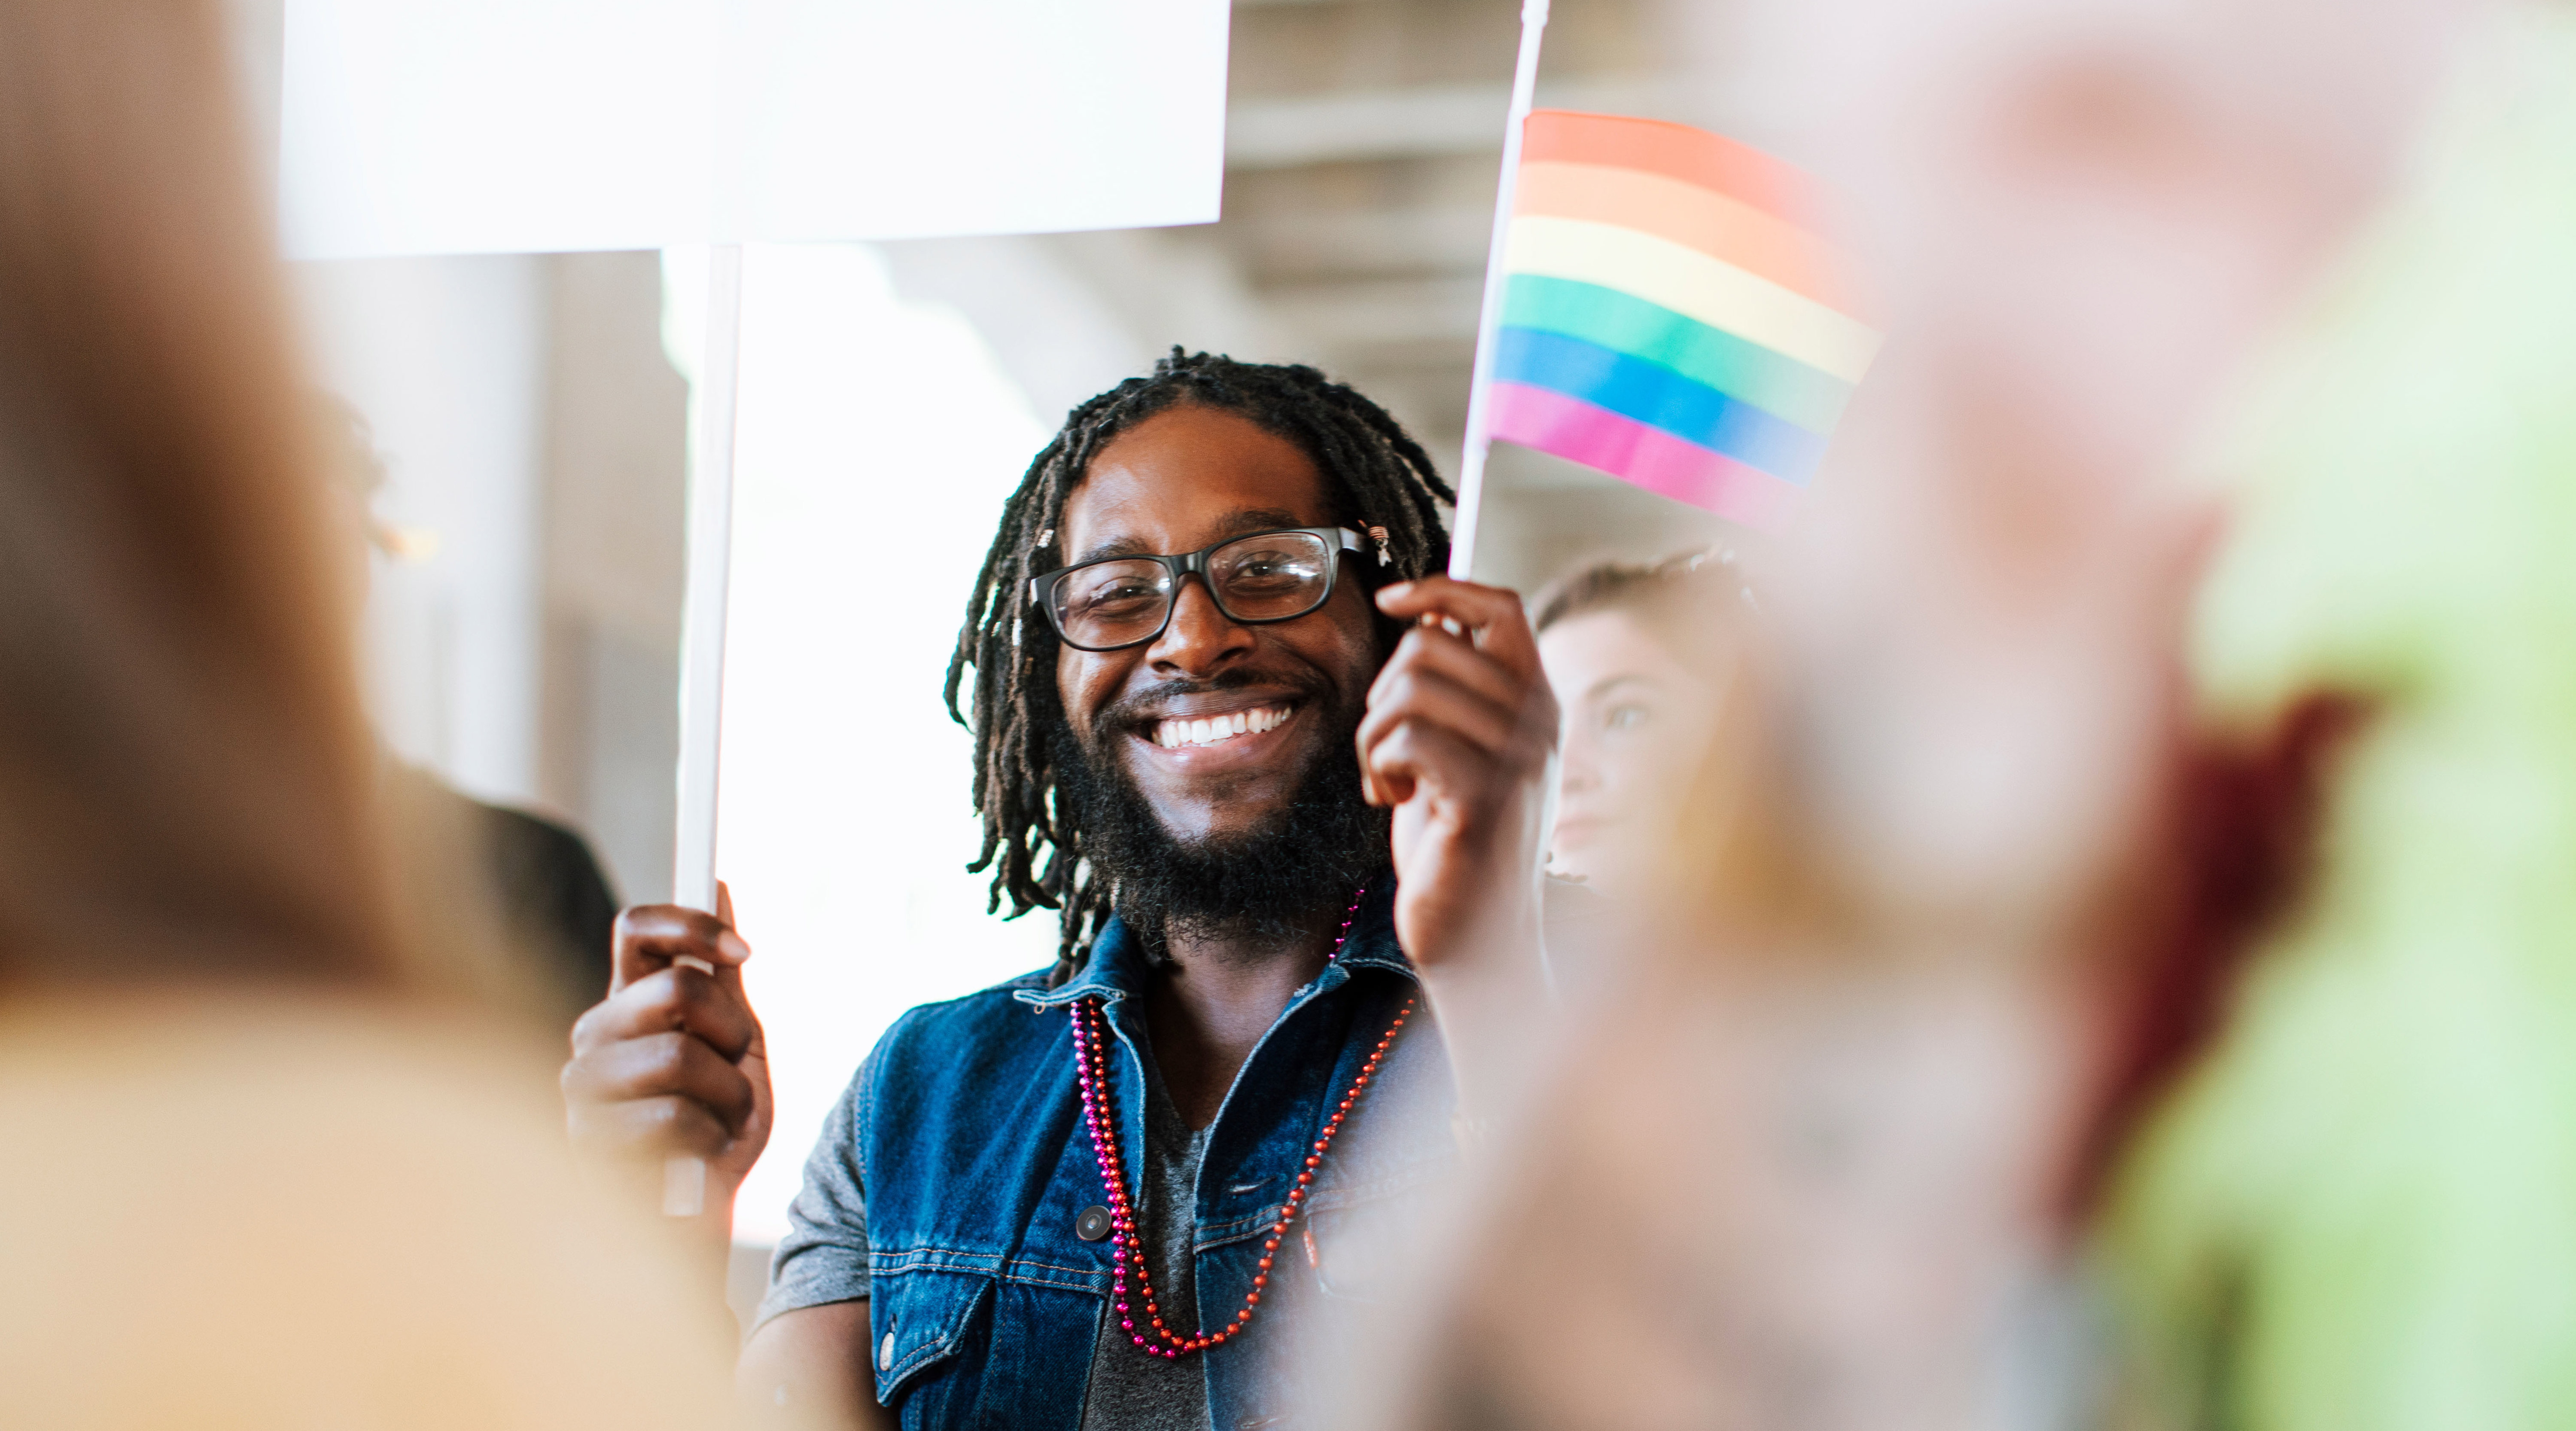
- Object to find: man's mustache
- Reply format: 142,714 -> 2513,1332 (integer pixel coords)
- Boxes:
1088,668 -> 1334,742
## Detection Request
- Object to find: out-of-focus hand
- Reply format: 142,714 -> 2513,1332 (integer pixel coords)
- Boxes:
1356,577 -> 1558,976
562,884 -> 771,1219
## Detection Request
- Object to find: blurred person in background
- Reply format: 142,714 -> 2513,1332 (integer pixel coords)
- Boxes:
1533,549 -> 1755,906
1317,0 -> 2470,1426
317,394 -> 623,1028
0,5 -> 733,1427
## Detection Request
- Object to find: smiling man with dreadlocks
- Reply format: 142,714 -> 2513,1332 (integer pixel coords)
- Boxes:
563,352 -> 1559,1431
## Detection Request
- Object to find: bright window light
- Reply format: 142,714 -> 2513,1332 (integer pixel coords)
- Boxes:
667,244 -> 1062,1243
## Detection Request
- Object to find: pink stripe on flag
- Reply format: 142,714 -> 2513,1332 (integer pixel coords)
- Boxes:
1486,381 -> 1803,531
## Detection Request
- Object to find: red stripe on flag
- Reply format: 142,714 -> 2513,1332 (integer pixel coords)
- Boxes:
1520,110 -> 1818,228
1487,381 -> 1803,531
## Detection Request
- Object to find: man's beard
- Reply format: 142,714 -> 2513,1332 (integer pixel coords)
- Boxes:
1051,702 -> 1388,952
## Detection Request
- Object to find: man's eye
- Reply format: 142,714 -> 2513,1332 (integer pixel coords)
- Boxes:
1229,551 -> 1302,577
1071,574 -> 1163,613
1604,702 -> 1650,731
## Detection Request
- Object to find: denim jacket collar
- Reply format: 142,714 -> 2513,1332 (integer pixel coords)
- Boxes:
1013,875 -> 1411,1012
855,870 -> 1449,1428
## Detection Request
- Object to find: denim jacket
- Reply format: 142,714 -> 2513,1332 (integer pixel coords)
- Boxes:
833,882 -> 1456,1429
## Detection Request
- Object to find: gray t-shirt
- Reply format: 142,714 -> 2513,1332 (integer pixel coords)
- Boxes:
1073,1049 -> 1214,1431
758,1044 -> 1216,1431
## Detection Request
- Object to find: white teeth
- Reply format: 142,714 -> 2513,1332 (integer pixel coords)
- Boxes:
1153,705 -> 1290,749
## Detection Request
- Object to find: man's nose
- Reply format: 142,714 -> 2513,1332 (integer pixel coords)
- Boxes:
1146,576 -> 1253,677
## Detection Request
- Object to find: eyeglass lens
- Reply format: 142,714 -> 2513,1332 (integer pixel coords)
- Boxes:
1050,531 -> 1334,650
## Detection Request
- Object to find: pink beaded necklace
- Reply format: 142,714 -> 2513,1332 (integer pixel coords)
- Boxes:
1069,885 -> 1413,1360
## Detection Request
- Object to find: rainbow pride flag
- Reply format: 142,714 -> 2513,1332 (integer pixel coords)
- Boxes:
1483,110 -> 1879,531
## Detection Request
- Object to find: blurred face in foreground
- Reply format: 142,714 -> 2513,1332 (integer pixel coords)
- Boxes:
1311,3 -> 2470,1428
1540,609 -> 1733,900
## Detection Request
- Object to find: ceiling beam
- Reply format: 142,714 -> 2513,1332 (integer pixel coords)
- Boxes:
1226,79 -> 1669,170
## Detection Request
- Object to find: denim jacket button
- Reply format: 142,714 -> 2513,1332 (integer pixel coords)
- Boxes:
1075,1205 -> 1114,1241
879,1329 -> 895,1371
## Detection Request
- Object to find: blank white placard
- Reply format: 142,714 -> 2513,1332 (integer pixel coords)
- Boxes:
679,244 -> 1066,1241
281,0 -> 1229,258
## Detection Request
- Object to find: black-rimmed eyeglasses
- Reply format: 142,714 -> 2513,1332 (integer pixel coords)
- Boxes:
1029,527 -> 1369,653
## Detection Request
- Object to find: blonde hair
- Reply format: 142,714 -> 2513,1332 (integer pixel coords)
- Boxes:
1531,547 -> 1759,641
0,2 -> 397,986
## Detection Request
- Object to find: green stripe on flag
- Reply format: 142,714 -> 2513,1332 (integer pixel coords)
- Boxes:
1500,274 -> 1855,435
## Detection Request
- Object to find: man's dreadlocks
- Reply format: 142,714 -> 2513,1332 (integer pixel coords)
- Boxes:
944,350 -> 1455,978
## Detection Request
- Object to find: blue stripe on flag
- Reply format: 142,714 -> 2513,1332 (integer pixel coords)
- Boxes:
1492,326 -> 1830,484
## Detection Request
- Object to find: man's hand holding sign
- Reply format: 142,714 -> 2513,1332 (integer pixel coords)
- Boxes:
562,886 -> 770,1241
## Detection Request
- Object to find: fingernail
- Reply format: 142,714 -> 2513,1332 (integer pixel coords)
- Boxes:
717,931 -> 752,963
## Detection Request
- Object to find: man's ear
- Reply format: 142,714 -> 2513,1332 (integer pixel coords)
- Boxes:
1345,553 -> 1405,660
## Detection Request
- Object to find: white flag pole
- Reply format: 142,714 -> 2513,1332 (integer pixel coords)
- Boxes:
1447,0 -> 1551,582
663,241 -> 746,1218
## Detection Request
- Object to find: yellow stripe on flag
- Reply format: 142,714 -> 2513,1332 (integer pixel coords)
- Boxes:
1514,162 -> 1854,311
1504,215 -> 1881,383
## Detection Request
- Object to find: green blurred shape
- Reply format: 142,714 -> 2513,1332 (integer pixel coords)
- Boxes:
2103,11 -> 2576,1430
